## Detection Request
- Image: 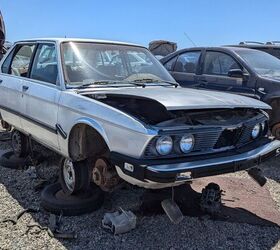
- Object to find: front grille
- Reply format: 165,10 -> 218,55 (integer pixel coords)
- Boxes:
193,131 -> 222,151
214,127 -> 242,148
143,116 -> 267,159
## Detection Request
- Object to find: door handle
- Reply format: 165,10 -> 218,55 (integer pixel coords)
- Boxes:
22,85 -> 29,91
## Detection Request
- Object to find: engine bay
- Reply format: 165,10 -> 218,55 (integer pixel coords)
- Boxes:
84,93 -> 262,127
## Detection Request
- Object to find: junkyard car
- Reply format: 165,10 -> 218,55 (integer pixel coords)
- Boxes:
160,47 -> 280,139
0,38 -> 280,194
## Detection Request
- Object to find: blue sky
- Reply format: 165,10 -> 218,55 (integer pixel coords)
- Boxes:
1,0 -> 280,49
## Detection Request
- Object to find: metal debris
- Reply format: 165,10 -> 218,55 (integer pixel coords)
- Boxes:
161,199 -> 184,224
247,167 -> 267,187
0,207 -> 39,225
27,212 -> 77,239
102,208 -> 137,235
200,183 -> 222,215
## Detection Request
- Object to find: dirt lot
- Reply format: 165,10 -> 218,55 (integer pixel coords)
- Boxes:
0,139 -> 280,250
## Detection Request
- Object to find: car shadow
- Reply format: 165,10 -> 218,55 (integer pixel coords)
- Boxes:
138,185 -> 280,227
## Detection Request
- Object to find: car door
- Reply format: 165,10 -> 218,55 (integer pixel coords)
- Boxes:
0,44 -> 36,130
198,50 -> 256,97
20,42 -> 61,150
166,51 -> 201,87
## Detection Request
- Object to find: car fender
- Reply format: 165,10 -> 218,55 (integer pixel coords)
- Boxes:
69,116 -> 110,147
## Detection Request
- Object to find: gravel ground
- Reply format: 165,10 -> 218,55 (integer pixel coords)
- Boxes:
0,139 -> 280,250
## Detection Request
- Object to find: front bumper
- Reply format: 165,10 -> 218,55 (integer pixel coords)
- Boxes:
111,139 -> 280,189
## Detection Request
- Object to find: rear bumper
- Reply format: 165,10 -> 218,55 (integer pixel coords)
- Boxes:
111,139 -> 280,189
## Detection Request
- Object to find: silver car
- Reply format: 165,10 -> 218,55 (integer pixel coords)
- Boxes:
0,38 -> 279,194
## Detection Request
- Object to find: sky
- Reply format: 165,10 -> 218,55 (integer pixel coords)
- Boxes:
1,0 -> 280,49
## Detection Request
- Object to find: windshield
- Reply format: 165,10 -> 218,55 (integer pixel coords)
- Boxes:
236,49 -> 280,77
61,42 -> 175,87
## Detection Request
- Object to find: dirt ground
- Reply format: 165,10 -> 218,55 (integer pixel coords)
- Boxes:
0,139 -> 280,250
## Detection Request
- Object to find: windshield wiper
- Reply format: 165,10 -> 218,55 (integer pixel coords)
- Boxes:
74,80 -> 146,89
132,78 -> 179,88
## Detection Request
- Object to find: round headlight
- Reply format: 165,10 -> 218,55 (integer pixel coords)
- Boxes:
156,136 -> 173,155
180,134 -> 194,153
252,123 -> 261,139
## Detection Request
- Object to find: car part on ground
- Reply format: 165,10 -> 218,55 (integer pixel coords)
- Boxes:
59,158 -> 91,195
102,208 -> 137,235
247,167 -> 267,186
41,182 -> 104,216
200,183 -> 222,215
161,198 -> 184,224
0,150 -> 27,169
0,207 -> 40,225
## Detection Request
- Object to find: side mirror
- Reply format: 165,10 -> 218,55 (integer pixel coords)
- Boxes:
228,69 -> 244,78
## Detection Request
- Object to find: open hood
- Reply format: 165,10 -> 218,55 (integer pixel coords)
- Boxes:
83,86 -> 270,111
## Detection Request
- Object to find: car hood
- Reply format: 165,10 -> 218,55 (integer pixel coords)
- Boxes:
85,86 -> 270,110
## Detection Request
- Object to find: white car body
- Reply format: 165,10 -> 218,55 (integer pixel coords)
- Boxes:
0,38 -> 279,189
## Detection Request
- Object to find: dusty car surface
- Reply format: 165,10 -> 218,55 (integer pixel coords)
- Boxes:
0,38 -> 279,194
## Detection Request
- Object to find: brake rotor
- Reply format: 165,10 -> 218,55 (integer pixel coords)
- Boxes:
92,158 -> 120,192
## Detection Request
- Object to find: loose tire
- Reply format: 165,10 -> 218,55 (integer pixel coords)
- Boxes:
59,158 -> 91,196
0,151 -> 26,169
41,182 -> 104,216
11,130 -> 29,157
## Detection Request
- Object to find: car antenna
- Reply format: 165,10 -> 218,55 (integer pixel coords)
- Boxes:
184,32 -> 197,47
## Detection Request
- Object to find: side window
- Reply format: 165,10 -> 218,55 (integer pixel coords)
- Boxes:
174,51 -> 201,73
203,51 -> 241,75
163,56 -> 177,71
1,47 -> 15,74
10,44 -> 35,77
30,44 -> 58,84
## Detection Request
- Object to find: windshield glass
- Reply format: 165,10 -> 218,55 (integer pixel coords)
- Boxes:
61,42 -> 175,87
236,49 -> 280,77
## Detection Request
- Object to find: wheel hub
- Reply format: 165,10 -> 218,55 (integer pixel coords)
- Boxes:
63,159 -> 76,192
92,158 -> 120,192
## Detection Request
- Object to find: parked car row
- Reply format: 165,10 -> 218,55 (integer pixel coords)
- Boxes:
0,38 -> 279,209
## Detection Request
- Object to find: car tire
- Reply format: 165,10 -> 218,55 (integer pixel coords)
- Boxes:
41,182 -> 104,216
272,123 -> 280,139
0,150 -> 26,169
59,158 -> 91,196
11,130 -> 30,158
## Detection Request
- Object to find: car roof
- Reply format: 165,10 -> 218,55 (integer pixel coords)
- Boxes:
14,37 -> 145,48
160,46 -> 257,63
227,44 -> 280,49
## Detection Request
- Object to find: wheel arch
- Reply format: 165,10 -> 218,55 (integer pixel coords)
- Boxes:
68,118 -> 110,162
